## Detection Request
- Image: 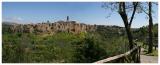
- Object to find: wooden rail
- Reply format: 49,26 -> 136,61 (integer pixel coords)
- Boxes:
94,46 -> 141,63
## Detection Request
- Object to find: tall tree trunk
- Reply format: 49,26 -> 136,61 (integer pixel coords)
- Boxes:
148,2 -> 153,53
119,12 -> 134,49
118,2 -> 133,49
120,16 -> 133,49
126,26 -> 133,49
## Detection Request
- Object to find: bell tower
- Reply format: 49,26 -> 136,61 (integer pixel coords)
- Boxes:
67,16 -> 69,21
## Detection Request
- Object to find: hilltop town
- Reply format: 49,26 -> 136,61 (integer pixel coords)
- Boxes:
6,16 -> 97,34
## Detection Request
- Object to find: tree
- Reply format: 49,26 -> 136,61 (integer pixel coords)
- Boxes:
138,2 -> 158,53
148,2 -> 153,53
102,2 -> 139,49
72,35 -> 107,63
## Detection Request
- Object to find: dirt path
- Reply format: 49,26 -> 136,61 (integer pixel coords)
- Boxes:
140,48 -> 158,63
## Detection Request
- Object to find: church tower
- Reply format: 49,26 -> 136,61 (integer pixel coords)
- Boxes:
67,16 -> 69,22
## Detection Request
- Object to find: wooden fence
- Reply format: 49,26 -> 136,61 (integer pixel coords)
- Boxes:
94,46 -> 141,63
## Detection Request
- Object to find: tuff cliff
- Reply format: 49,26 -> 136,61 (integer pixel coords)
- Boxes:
9,21 -> 97,34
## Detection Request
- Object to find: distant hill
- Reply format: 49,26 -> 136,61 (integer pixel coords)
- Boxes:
2,21 -> 18,25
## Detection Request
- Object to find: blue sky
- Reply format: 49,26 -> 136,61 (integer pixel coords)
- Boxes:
2,2 -> 158,28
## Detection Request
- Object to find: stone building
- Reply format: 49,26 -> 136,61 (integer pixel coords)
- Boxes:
9,17 -> 96,34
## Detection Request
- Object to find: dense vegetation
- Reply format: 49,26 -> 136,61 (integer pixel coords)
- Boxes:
132,23 -> 158,47
2,23 -> 158,63
2,23 -> 129,63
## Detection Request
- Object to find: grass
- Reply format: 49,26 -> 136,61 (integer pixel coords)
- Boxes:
143,48 -> 158,56
139,41 -> 158,56
145,50 -> 158,56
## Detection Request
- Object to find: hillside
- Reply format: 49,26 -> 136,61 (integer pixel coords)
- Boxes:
2,20 -> 130,63
2,20 -> 158,63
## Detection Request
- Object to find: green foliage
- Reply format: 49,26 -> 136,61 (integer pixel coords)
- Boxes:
72,35 -> 108,62
2,24 -> 130,63
2,31 -> 129,63
146,50 -> 158,56
143,48 -> 158,56
132,23 -> 158,48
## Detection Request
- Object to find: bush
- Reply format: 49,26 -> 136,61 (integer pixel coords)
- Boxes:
72,35 -> 107,63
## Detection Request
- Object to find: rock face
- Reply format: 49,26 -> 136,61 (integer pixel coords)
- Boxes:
9,21 -> 97,34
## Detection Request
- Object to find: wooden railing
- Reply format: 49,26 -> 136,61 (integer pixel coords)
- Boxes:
94,46 -> 141,63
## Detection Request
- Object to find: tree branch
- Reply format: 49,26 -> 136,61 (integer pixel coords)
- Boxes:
122,2 -> 126,13
118,2 -> 129,26
129,2 -> 138,27
139,5 -> 149,16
